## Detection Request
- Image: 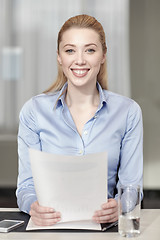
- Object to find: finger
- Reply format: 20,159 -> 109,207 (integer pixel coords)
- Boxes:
101,199 -> 117,210
30,208 -> 61,220
93,210 -> 118,223
93,199 -> 118,222
107,216 -> 118,223
96,216 -> 118,223
31,216 -> 61,226
31,211 -> 61,219
93,207 -> 116,217
41,212 -> 61,220
31,201 -> 55,214
94,203 -> 118,217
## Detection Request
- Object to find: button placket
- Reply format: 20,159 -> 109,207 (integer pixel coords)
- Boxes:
83,130 -> 88,135
78,149 -> 83,155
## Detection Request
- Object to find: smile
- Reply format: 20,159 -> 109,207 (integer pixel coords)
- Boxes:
71,69 -> 89,77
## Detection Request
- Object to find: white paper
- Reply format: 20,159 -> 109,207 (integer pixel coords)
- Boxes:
26,218 -> 102,231
27,149 -> 107,230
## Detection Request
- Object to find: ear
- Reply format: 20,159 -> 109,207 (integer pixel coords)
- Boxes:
57,51 -> 62,65
101,53 -> 106,64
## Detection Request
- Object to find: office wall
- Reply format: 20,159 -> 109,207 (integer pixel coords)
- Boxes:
130,0 -> 160,188
0,0 -> 160,189
0,139 -> 18,186
0,0 -> 130,187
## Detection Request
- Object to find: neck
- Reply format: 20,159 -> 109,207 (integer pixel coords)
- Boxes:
65,82 -> 99,108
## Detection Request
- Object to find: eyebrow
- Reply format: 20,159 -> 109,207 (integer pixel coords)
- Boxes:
63,43 -> 98,48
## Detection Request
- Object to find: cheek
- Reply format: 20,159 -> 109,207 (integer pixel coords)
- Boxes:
91,60 -> 102,71
62,59 -> 75,70
59,53 -> 71,66
89,55 -> 104,68
61,53 -> 76,66
61,58 -> 69,66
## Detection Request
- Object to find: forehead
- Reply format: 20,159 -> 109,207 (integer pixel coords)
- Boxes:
60,28 -> 100,46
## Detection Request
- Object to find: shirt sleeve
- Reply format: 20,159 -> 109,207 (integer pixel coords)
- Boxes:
115,101 -> 143,201
16,98 -> 41,214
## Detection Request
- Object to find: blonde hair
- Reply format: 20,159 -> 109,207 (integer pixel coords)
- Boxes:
44,14 -> 108,93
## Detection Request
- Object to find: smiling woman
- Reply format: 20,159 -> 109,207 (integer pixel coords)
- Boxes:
16,14 -> 143,227
56,26 -> 107,135
44,14 -> 108,93
57,28 -> 106,90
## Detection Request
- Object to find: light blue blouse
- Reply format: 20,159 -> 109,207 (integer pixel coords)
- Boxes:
16,82 -> 143,214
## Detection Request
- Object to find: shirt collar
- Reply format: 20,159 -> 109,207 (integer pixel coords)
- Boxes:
55,81 -> 108,110
55,82 -> 68,109
96,82 -> 108,111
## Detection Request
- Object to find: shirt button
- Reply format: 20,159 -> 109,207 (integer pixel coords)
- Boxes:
83,130 -> 88,135
78,149 -> 83,155
94,115 -> 98,119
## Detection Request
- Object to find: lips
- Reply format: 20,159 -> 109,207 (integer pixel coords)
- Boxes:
71,69 -> 89,78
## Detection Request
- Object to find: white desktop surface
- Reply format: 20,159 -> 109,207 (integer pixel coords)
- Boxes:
0,208 -> 160,240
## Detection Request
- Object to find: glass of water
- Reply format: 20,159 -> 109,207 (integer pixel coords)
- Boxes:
118,185 -> 141,237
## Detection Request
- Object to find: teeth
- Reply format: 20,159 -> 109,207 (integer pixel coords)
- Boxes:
73,70 -> 88,75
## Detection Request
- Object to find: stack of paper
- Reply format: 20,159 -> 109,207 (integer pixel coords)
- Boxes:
27,149 -> 108,231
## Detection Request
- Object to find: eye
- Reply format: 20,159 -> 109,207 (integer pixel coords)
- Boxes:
65,49 -> 75,54
86,48 -> 96,53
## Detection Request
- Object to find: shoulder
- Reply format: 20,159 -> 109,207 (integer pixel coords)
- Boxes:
103,90 -> 142,114
19,91 -> 60,118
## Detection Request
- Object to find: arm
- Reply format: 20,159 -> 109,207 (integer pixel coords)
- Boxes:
16,99 -> 40,213
93,101 -> 143,223
16,99 -> 61,225
117,101 -> 143,197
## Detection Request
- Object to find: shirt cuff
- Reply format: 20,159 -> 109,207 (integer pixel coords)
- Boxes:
17,192 -> 37,214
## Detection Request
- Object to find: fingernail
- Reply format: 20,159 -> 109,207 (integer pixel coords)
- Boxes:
57,212 -> 61,217
49,208 -> 54,212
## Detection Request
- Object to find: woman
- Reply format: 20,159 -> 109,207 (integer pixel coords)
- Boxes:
16,14 -> 143,226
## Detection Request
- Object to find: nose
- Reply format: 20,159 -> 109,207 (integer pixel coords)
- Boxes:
75,51 -> 86,65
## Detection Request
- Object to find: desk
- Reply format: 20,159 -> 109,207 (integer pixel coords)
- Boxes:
0,208 -> 160,240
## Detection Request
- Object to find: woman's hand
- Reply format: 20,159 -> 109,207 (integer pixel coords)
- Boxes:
29,201 -> 61,226
92,198 -> 118,223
